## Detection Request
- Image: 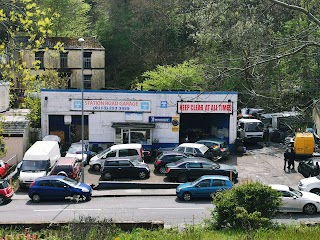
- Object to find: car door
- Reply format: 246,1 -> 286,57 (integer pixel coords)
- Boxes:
185,147 -> 195,156
193,179 -> 212,198
187,162 -> 203,180
201,162 -> 217,176
280,190 -> 302,212
117,160 -> 135,178
51,180 -> 72,200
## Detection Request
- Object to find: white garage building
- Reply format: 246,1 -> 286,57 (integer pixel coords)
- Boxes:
41,89 -> 238,151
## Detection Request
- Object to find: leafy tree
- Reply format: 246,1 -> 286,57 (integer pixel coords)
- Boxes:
38,0 -> 92,37
210,182 -> 282,230
135,60 -> 204,91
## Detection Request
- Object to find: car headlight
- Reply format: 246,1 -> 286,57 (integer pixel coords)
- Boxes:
298,181 -> 303,187
81,188 -> 90,193
176,188 -> 181,193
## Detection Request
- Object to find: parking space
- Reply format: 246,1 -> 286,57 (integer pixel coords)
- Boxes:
84,143 -> 305,188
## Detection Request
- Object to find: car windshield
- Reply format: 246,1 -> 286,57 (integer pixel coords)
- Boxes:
62,177 -> 78,186
96,147 -> 111,158
21,160 -> 48,171
289,186 -> 303,197
245,122 -> 264,132
53,166 -> 72,174
199,145 -> 209,153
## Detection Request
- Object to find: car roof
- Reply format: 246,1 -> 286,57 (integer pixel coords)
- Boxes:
269,184 -> 289,191
197,138 -> 226,143
238,118 -> 262,123
110,143 -> 142,150
178,157 -> 212,163
161,151 -> 187,155
177,143 -> 207,148
56,157 -> 78,166
199,175 -> 230,181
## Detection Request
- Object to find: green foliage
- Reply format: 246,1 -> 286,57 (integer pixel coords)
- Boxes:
136,60 -> 204,91
210,182 -> 282,230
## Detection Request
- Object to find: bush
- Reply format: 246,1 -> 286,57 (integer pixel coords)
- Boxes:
210,182 -> 282,230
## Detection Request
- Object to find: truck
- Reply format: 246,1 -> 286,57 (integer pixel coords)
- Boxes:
237,118 -> 264,144
19,141 -> 61,187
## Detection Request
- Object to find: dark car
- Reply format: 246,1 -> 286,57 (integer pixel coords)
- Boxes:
176,175 -> 233,201
154,151 -> 189,174
196,138 -> 230,160
28,175 -> 92,203
0,179 -> 14,205
100,157 -> 150,180
165,157 -> 238,183
298,157 -> 320,177
50,157 -> 82,181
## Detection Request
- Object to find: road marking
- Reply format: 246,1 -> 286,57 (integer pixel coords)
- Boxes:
34,209 -> 101,212
138,207 -> 205,210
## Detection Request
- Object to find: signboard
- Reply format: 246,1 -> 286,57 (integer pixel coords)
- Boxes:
177,101 -> 232,114
71,99 -> 151,112
171,116 -> 179,132
149,116 -> 172,123
160,101 -> 168,108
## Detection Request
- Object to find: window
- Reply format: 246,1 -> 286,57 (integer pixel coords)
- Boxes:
84,52 -> 92,69
212,180 -> 226,187
188,163 -> 201,168
84,75 -> 92,89
35,51 -> 44,69
106,151 -> 116,158
60,52 -> 68,68
118,161 -> 131,167
175,147 -> 185,152
281,191 -> 292,197
39,180 -> 52,187
197,179 -> 211,187
119,149 -> 129,157
128,149 -> 139,156
185,147 -> 194,153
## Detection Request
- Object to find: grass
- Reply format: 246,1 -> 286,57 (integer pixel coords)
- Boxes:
1,223 -> 320,240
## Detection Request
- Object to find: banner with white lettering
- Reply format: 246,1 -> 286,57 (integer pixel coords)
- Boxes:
71,99 -> 151,112
177,101 -> 232,113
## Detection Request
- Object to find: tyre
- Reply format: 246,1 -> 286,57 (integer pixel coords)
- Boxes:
182,192 -> 192,201
103,172 -> 112,180
31,194 -> 41,203
159,167 -> 166,174
0,196 -> 5,205
310,188 -> 320,196
303,203 -> 317,215
84,195 -> 91,202
177,173 -> 188,183
138,171 -> 147,179
93,164 -> 101,171
72,194 -> 81,202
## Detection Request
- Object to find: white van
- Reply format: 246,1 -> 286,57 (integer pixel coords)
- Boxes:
89,143 -> 143,171
19,141 -> 61,187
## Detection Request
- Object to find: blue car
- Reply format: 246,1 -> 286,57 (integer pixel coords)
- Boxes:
28,176 -> 92,203
176,175 -> 233,201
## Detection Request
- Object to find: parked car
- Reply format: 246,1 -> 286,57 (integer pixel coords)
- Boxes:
165,157 -> 238,183
50,157 -> 82,181
154,151 -> 189,174
196,138 -> 230,160
28,175 -> 92,203
270,184 -> 320,215
90,143 -> 144,171
298,175 -> 320,195
65,144 -> 89,165
100,157 -> 150,180
176,175 -> 233,201
68,143 -> 97,162
297,157 -> 320,177
0,160 -> 11,179
0,179 -> 14,205
172,143 -> 216,160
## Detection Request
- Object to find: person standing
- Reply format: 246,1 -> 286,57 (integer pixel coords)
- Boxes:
288,148 -> 295,170
284,148 -> 289,171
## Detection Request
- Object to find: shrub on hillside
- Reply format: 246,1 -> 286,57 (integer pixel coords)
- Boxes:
209,182 -> 282,230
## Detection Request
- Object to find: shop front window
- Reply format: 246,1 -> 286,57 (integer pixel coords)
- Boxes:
116,129 -> 152,144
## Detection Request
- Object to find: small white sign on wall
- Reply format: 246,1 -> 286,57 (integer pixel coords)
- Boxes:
125,112 -> 143,121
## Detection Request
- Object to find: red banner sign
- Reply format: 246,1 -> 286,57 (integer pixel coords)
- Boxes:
177,102 -> 232,113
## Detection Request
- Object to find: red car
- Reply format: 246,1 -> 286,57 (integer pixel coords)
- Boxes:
0,179 -> 14,205
0,160 -> 11,179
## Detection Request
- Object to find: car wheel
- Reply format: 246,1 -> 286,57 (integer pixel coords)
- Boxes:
93,164 -> 101,171
0,196 -> 5,205
182,192 -> 192,201
310,188 -> 320,196
72,194 -> 81,202
177,173 -> 188,183
138,171 -> 147,179
159,167 -> 166,174
103,172 -> 112,180
84,195 -> 91,202
303,203 -> 317,215
31,194 -> 41,203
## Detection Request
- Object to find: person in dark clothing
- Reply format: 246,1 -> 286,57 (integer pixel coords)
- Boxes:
288,148 -> 295,170
315,162 -> 320,176
284,149 -> 290,171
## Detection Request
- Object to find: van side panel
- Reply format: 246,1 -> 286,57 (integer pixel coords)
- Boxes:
294,132 -> 315,156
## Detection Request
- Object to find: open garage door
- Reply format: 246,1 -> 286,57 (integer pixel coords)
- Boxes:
179,113 -> 230,143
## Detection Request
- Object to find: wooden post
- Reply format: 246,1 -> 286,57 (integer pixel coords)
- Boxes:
230,171 -> 232,182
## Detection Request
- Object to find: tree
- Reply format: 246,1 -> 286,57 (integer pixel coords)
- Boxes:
38,0 -> 92,37
0,0 -> 55,156
210,182 -> 282,230
135,60 -> 204,91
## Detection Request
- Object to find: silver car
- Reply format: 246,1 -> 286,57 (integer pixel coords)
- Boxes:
270,184 -> 320,215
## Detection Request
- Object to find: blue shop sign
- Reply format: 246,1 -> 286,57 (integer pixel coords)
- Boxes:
149,116 -> 172,123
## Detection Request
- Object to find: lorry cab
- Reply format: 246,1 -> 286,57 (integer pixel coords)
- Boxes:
237,118 -> 264,143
